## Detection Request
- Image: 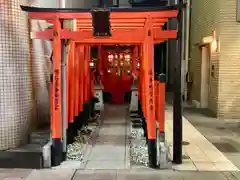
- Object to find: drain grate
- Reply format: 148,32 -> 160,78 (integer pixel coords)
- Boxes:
212,142 -> 239,153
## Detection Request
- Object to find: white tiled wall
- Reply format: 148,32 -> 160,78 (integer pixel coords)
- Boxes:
0,0 -> 32,150
0,0 -> 60,150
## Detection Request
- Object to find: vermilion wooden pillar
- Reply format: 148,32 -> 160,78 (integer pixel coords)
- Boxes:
51,17 -> 63,166
143,17 -> 157,168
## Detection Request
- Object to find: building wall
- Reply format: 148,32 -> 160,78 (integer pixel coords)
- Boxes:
0,0 -> 62,150
0,0 -> 33,150
189,0 -> 221,114
190,0 -> 240,118
72,0 -> 99,8
218,0 -> 240,118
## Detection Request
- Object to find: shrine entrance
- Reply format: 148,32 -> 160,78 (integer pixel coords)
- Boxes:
101,46 -> 134,104
21,4 -> 184,169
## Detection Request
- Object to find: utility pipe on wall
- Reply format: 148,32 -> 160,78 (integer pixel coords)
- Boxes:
59,0 -> 67,157
180,0 -> 185,99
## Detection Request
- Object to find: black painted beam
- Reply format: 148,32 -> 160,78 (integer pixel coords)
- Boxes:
173,0 -> 183,164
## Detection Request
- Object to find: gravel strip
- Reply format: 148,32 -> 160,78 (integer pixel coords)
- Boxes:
129,127 -> 149,167
66,123 -> 100,161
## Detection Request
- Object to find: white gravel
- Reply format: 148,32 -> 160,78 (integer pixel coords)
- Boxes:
66,125 -> 98,161
130,127 -> 149,166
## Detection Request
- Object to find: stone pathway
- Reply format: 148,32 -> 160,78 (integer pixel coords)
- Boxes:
2,169 -> 240,180
83,104 -> 130,169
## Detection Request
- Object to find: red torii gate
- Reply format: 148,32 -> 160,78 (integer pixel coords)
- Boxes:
21,5 -> 183,168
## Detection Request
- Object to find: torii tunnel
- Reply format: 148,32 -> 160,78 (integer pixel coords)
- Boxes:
21,5 -> 183,168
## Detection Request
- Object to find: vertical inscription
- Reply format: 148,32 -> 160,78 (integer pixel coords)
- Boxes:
54,69 -> 60,110
53,29 -> 60,111
148,69 -> 153,111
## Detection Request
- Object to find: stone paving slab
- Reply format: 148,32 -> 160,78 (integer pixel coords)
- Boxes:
116,170 -> 182,180
73,170 -> 240,180
0,169 -> 32,180
0,169 -> 240,180
84,105 -> 128,170
85,161 -> 126,169
180,171 -> 227,180
25,169 -> 75,180
165,108 -> 239,172
73,169 -> 116,180
88,145 -> 125,161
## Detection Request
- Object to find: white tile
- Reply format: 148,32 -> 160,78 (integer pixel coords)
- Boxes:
214,162 -> 239,171
185,145 -> 208,160
187,148 -> 210,162
195,141 -> 213,149
172,162 -> 197,171
194,162 -> 217,171
190,157 -> 210,163
204,150 -> 229,163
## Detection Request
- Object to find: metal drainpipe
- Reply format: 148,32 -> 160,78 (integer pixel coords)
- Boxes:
180,0 -> 185,101
59,0 -> 67,158
184,0 -> 190,101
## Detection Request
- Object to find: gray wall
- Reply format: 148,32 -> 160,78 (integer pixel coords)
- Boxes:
70,0 -> 99,8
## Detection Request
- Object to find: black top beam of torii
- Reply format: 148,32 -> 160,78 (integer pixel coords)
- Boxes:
20,3 -> 185,12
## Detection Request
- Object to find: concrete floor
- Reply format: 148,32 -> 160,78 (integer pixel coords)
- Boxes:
165,106 -> 239,171
1,169 -> 240,180
1,104 -> 240,179
183,107 -> 240,170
